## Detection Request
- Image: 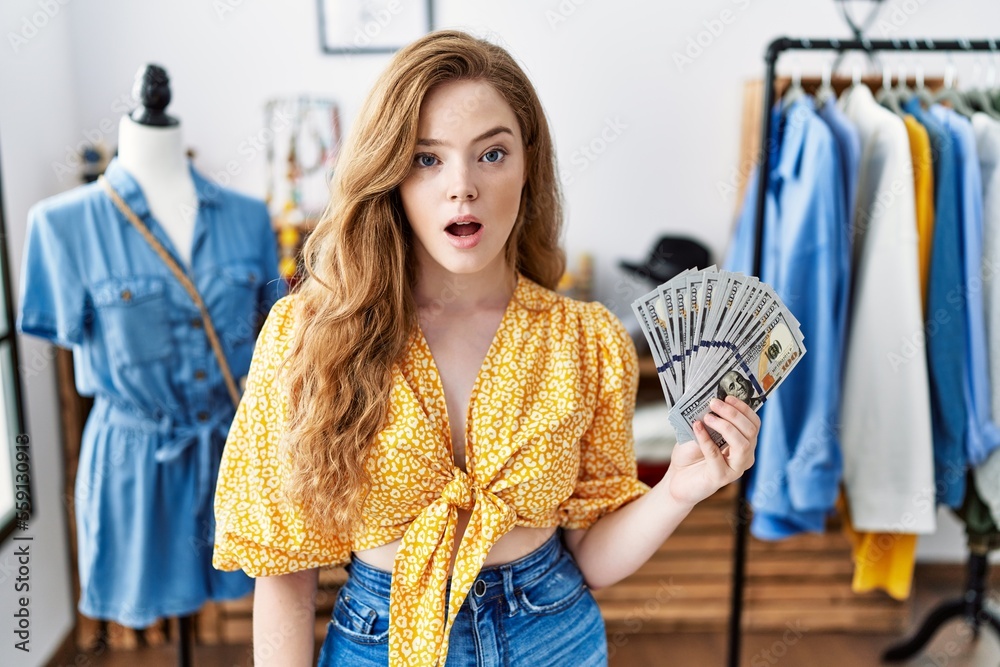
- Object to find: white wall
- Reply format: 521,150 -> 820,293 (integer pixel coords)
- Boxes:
2,2 -> 999,662
60,0 -> 1000,312
0,1 -> 82,664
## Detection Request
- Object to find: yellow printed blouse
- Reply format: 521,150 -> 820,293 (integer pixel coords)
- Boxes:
212,273 -> 651,666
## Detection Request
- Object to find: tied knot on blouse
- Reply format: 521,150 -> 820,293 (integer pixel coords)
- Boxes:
392,463 -> 519,662
440,467 -> 476,510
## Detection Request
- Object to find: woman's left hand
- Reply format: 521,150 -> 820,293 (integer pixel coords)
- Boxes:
661,395 -> 760,508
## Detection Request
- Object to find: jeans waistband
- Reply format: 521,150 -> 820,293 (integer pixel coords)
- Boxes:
346,528 -> 565,601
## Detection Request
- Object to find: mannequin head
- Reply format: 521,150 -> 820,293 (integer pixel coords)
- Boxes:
130,63 -> 178,127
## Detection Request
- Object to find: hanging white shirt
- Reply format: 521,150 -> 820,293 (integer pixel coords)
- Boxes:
972,111 -> 1000,526
838,85 -> 936,534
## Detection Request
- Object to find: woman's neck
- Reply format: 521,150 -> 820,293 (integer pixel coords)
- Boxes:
413,261 -> 517,315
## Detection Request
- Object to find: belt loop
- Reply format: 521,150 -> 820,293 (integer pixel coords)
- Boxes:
502,566 -> 518,616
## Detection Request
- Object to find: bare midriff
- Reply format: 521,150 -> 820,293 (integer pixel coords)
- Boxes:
353,508 -> 557,575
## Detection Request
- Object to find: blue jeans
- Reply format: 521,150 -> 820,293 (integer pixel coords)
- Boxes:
317,528 -> 608,666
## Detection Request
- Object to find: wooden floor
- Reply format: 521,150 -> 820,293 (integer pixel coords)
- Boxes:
51,566 -> 1000,667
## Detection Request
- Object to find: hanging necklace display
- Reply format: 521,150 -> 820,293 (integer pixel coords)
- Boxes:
261,96 -> 343,286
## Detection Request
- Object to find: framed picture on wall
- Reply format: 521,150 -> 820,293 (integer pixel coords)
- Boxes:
318,0 -> 434,55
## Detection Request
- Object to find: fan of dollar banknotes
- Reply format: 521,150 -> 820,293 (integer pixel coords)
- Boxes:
631,267 -> 806,447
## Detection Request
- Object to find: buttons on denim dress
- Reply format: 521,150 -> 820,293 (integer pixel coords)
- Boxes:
474,580 -> 486,596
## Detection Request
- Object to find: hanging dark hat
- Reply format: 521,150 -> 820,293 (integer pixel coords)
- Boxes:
618,236 -> 711,286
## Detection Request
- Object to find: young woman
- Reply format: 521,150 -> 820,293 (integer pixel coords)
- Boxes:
212,29 -> 760,667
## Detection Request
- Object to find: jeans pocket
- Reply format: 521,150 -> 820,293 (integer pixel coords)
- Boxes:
330,585 -> 390,645
516,553 -> 587,615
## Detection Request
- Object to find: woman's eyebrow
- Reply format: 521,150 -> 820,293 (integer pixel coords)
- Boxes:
416,125 -> 514,147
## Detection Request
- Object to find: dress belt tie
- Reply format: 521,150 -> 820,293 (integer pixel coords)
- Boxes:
103,401 -> 232,511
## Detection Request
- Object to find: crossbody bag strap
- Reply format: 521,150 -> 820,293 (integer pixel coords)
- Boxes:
99,175 -> 242,410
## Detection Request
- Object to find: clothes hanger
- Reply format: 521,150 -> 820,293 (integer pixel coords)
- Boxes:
876,62 -> 905,116
987,40 -> 1000,111
966,52 -> 1000,120
894,60 -> 914,105
933,56 -> 975,118
912,62 -> 935,108
782,58 -> 805,110
839,51 -> 867,105
989,41 -> 1000,111
840,60 -> 864,105
896,41 -> 915,105
816,61 -> 835,106
908,38 -> 937,109
843,38 -> 878,102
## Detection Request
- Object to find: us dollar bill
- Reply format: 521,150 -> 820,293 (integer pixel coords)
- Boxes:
631,268 -> 806,447
669,310 -> 805,445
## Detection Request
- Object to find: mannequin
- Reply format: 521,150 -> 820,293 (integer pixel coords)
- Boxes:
16,62 -> 281,666
117,69 -> 198,661
117,64 -> 197,269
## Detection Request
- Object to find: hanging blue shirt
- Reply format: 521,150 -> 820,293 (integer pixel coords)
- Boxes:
904,98 -> 968,507
16,157 -> 286,627
931,105 -> 1000,467
727,97 -> 848,539
816,95 -> 861,242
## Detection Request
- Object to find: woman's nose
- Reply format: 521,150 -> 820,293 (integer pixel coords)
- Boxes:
447,164 -> 477,201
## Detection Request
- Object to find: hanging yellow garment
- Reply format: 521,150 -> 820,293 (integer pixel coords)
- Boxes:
837,490 -> 917,600
905,114 -> 936,309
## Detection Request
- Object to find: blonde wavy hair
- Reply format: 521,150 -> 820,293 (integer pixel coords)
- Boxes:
279,30 -> 566,535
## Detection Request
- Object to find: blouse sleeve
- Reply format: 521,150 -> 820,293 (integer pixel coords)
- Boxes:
558,302 -> 651,531
213,294 -> 351,576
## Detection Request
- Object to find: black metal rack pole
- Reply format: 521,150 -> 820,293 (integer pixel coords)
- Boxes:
727,35 -> 1000,667
726,37 -> 778,667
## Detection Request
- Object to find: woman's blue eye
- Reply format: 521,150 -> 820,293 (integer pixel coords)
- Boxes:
415,154 -> 438,167
482,149 -> 505,163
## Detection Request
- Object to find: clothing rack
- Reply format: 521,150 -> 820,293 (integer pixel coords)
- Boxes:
731,35 -> 1000,667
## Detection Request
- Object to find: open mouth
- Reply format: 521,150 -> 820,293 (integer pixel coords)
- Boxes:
446,221 -> 483,237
